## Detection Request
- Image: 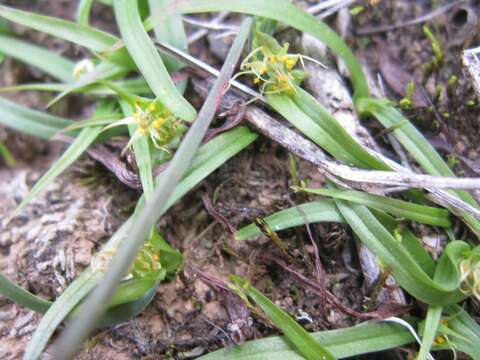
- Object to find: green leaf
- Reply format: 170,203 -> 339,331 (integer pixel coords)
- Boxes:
150,230 -> 183,273
291,88 -> 386,170
334,199 -> 464,305
76,0 -> 95,26
0,4 -> 118,52
441,305 -> 480,359
199,321 -> 415,359
165,126 -> 257,210
235,200 -> 343,241
0,97 -> 72,139
94,283 -> 158,328
230,275 -> 335,360
299,187 -> 452,227
418,306 -> 442,360
0,78 -> 151,97
113,0 -> 196,121
23,269 -> 102,360
0,273 -> 51,313
107,277 -> 160,307
267,93 -> 358,166
0,141 -> 15,166
12,126 -> 102,218
0,34 -> 74,82
59,115 -> 122,134
46,61 -> 128,108
119,100 -> 155,199
148,0 -> 188,73
147,0 -> 370,100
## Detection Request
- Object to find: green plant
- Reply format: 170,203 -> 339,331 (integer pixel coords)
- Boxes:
0,1 -> 478,359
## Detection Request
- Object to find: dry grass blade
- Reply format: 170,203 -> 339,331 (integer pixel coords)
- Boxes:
50,17 -> 253,359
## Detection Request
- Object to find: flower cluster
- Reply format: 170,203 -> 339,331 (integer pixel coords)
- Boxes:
130,101 -> 180,152
107,99 -> 181,155
459,247 -> 480,300
235,29 -> 325,97
238,42 -> 305,96
131,242 -> 162,279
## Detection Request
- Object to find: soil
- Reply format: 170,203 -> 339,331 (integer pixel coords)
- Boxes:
0,1 -> 479,359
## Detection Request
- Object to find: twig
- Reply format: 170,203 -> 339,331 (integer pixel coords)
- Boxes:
202,193 -> 236,234
155,40 -> 266,103
187,12 -> 230,44
270,257 -> 411,320
204,103 -> 246,142
463,46 -> 480,100
183,16 -> 238,32
307,0 -> 353,15
192,77 -> 480,220
317,161 -> 480,191
315,0 -> 356,20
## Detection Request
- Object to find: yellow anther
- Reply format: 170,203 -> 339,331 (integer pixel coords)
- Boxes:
253,77 -> 261,84
277,74 -> 288,82
434,335 -> 447,345
152,254 -> 160,261
148,103 -> 156,112
285,58 -> 298,70
153,117 -> 165,129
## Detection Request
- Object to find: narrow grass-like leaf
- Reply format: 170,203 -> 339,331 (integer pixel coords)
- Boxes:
358,98 -> 480,236
418,306 -> 442,360
94,282 -> 159,328
0,34 -> 74,82
291,88 -> 387,169
165,126 -> 257,209
119,100 -> 154,199
267,94 -> 359,166
235,200 -> 343,241
299,187 -> 451,227
148,0 -> 370,100
334,199 -> 464,305
12,126 -> 102,218
59,116 -> 122,134
0,78 -> 151,97
47,61 -> 128,108
52,18 -> 254,352
0,5 -> 117,52
113,0 -> 196,121
23,225 -> 126,360
76,0 -> 95,26
230,276 -> 334,360
148,0 -> 188,73
0,141 -> 15,166
441,305 -> 480,359
0,83 -> 74,93
0,97 -> 72,139
0,273 -> 51,313
199,321 -> 415,359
